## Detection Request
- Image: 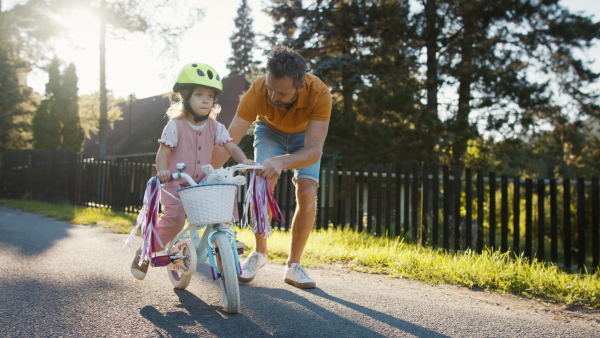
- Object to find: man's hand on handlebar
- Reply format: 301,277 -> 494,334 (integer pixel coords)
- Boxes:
257,157 -> 284,181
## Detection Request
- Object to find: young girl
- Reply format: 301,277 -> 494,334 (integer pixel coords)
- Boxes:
131,62 -> 254,280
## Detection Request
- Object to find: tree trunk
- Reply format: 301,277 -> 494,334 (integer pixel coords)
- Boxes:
453,0 -> 475,169
98,0 -> 108,158
425,0 -> 440,163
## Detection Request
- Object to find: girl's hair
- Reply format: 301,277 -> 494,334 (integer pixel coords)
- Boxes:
165,86 -> 221,120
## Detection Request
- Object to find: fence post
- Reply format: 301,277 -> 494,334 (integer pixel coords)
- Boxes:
432,163 -> 440,249
367,165 -> 374,234
454,166 -> 461,251
525,178 -> 533,259
421,162 -> 429,246
501,175 -> 509,252
550,179 -> 558,263
513,176 -> 521,255
564,178 -> 572,270
592,177 -> 600,268
577,177 -> 586,270
403,162 -> 410,237
385,164 -> 393,237
537,179 -> 546,261
376,164 -> 383,236
443,165 -> 450,250
477,169 -> 484,253
465,167 -> 473,250
489,171 -> 497,249
411,162 -> 419,243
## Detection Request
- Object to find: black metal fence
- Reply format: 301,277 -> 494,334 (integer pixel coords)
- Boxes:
1,150 -> 599,272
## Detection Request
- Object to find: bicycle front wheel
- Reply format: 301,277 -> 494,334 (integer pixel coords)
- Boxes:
213,235 -> 240,313
167,239 -> 197,290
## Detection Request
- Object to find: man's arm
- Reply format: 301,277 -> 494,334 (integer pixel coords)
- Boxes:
211,114 -> 253,168
259,120 -> 330,179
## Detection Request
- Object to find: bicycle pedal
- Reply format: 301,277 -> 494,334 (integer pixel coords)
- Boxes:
151,255 -> 171,267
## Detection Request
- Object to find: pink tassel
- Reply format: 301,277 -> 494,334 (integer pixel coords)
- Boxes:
124,176 -> 163,264
242,170 -> 285,238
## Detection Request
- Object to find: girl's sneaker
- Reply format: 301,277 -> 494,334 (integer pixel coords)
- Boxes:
131,247 -> 149,280
284,263 -> 316,289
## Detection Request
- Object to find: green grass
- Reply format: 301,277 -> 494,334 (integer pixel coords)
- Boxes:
0,199 -> 136,234
2,199 -> 599,308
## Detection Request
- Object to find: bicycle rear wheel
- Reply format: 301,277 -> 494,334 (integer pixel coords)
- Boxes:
167,239 -> 197,289
213,235 -> 240,313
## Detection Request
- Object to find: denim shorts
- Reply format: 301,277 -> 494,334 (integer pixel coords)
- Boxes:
253,122 -> 321,184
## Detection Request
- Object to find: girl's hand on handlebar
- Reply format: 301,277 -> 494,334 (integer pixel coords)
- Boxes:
157,170 -> 171,183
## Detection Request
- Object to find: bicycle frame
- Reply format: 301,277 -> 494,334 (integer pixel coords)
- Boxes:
166,222 -> 242,279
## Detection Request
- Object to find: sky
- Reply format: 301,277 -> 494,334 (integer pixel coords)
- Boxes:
12,0 -> 600,100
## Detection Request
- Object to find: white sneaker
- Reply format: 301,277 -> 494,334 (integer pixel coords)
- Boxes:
130,247 -> 149,280
235,239 -> 245,250
284,263 -> 316,289
238,251 -> 267,283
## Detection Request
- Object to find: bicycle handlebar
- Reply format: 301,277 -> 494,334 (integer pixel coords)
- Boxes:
163,163 -> 263,185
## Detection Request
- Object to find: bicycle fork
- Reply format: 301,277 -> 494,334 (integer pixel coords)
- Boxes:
205,225 -> 243,280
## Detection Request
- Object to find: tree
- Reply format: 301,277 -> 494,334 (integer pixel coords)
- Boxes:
92,0 -> 203,158
0,44 -> 32,151
227,0 -> 260,76
32,58 -> 83,151
0,4 -> 36,151
4,0 -> 204,156
32,57 -> 61,150
58,63 -> 84,152
267,0 -> 424,166
432,0 -> 600,168
78,92 -> 123,140
265,0 -> 600,172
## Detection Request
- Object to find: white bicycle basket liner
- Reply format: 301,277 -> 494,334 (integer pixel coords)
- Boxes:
177,183 -> 238,226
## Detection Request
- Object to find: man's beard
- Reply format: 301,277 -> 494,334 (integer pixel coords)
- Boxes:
269,91 -> 298,109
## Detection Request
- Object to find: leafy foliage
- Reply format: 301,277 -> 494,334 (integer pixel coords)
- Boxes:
32,58 -> 84,151
0,7 -> 35,151
264,0 -> 600,177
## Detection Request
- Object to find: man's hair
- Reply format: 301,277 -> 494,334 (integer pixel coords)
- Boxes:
266,46 -> 307,88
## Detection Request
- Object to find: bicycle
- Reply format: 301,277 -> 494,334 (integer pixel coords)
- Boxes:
152,162 -> 262,314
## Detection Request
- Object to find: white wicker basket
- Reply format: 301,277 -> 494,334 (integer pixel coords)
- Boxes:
177,183 -> 237,226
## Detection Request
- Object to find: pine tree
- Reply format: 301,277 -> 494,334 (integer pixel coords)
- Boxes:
58,63 -> 84,152
434,0 -> 600,167
32,57 -> 61,150
227,0 -> 259,76
0,7 -> 32,152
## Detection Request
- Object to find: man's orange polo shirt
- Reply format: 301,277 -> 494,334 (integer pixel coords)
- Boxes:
237,74 -> 332,134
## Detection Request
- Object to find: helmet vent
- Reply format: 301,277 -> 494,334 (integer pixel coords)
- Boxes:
196,69 -> 205,77
207,70 -> 214,80
216,74 -> 221,81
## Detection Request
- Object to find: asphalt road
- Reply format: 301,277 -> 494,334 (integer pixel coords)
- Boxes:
0,206 -> 598,337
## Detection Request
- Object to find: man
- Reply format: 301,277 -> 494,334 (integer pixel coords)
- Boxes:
211,46 -> 332,289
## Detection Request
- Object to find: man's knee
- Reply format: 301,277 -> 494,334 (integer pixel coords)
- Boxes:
295,178 -> 317,210
295,178 -> 317,197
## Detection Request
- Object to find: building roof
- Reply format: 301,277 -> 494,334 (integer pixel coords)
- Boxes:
82,74 -> 249,158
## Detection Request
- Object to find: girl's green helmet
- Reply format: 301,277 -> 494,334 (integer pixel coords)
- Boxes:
173,63 -> 222,94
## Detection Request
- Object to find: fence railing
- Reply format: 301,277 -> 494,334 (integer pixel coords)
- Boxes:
1,150 -> 599,272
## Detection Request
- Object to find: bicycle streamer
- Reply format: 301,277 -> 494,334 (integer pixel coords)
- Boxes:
124,176 -> 166,266
241,170 -> 285,238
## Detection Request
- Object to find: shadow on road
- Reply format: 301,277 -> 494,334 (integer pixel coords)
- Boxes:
246,286 -> 452,337
0,207 -> 70,257
140,289 -> 271,337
